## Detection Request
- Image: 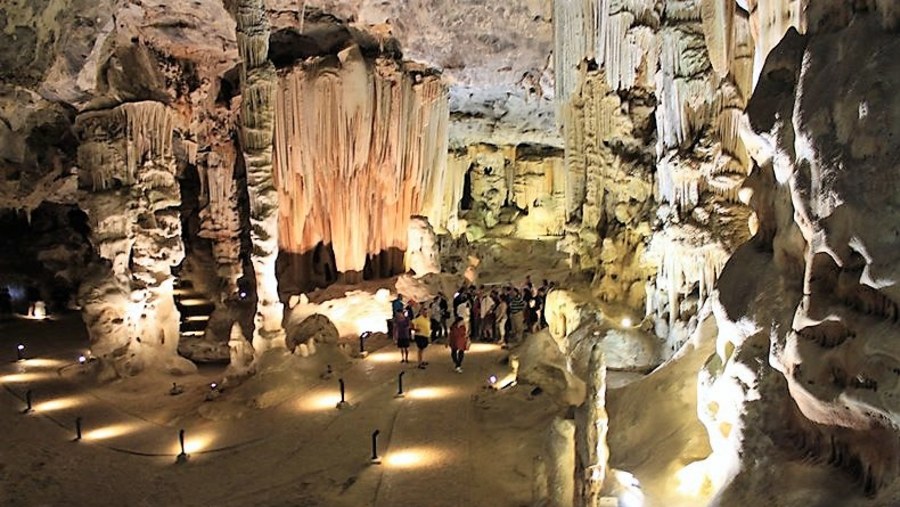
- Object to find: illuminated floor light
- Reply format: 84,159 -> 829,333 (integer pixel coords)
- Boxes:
184,315 -> 210,322
383,447 -> 446,469
467,343 -> 501,353
0,372 -> 52,384
75,417 -> 83,441
16,344 -> 25,361
178,298 -> 210,307
297,393 -> 344,412
82,423 -> 138,441
171,430 -> 214,457
371,429 -> 381,464
21,358 -> 68,369
33,396 -> 82,413
621,317 -> 633,327
407,387 -> 456,400
368,351 -> 400,363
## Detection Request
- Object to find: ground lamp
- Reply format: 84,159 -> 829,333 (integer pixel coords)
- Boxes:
176,429 -> 189,464
396,371 -> 406,398
371,429 -> 381,464
23,389 -> 33,413
359,331 -> 371,357
336,378 -> 348,409
16,344 -> 25,361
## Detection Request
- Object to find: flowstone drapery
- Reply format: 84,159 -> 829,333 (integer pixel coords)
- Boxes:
272,46 -> 449,285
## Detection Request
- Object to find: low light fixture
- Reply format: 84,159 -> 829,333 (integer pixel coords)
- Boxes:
488,374 -> 498,385
74,416 -> 83,442
78,355 -> 87,365
621,317 -> 632,327
337,378 -> 348,409
371,429 -> 382,464
176,429 -> 189,464
396,371 -> 406,398
359,331 -> 371,357
23,389 -> 33,414
238,291 -> 248,300
210,382 -> 218,390
16,344 -> 25,361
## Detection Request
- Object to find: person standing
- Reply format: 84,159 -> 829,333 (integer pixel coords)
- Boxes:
495,294 -> 509,346
447,316 -> 469,372
508,288 -> 526,345
411,309 -> 432,369
393,310 -> 412,363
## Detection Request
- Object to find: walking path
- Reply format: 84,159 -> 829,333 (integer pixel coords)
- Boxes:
1,316 -> 519,506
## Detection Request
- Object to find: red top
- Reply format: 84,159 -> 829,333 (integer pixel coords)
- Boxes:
449,323 -> 468,350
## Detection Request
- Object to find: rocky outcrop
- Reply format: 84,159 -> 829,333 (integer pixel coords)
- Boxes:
698,6 -> 900,500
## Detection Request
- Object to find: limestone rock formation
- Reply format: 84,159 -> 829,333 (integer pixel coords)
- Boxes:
273,45 -> 450,287
76,102 -> 192,377
698,6 -> 900,500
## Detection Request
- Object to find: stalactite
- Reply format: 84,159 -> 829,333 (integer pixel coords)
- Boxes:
273,46 -> 449,278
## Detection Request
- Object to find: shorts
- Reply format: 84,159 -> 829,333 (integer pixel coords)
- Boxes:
397,337 -> 411,348
414,335 -> 429,350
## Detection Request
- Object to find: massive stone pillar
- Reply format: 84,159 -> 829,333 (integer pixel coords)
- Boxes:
231,0 -> 286,355
76,102 -> 193,377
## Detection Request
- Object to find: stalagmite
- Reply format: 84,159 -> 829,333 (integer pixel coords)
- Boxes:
273,46 -> 449,281
545,417 -> 576,507
230,0 -> 286,354
76,101 -> 192,377
575,344 -> 609,507
198,143 -> 243,292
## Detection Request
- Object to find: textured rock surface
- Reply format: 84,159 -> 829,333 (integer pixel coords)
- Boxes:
269,0 -> 557,147
697,7 -> 900,501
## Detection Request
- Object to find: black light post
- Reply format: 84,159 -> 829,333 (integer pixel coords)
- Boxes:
75,417 -> 83,441
176,429 -> 188,464
371,429 -> 381,464
396,371 -> 406,398
359,332 -> 371,357
23,389 -> 33,413
336,378 -> 348,408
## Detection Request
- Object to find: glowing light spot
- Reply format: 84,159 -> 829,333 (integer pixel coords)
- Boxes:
83,423 -> 139,441
621,318 -> 632,327
177,299 -> 209,307
383,447 -> 448,469
21,358 -> 67,369
488,375 -> 498,385
34,396 -> 83,413
171,432 -> 215,455
368,351 -> 402,363
0,372 -> 52,384
184,315 -> 210,322
407,386 -> 456,400
467,343 -> 500,353
297,393 -> 344,412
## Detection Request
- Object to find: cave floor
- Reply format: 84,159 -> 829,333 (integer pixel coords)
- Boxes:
0,314 -> 558,506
